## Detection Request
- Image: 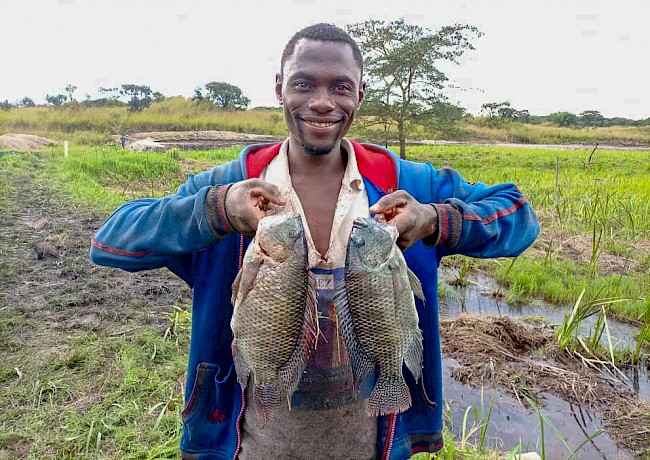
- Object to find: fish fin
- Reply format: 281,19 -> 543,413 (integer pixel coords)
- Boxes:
366,374 -> 412,416
389,252 -> 424,303
332,278 -> 374,388
253,382 -> 281,422
278,270 -> 319,398
403,331 -> 424,382
231,256 -> 261,306
232,342 -> 251,389
407,268 -> 425,303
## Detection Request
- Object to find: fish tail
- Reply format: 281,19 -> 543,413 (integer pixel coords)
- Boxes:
333,279 -> 374,387
366,373 -> 412,416
253,383 -> 281,421
403,331 -> 424,382
278,271 -> 319,397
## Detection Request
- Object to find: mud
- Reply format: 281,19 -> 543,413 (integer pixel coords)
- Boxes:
0,168 -> 191,368
441,313 -> 650,457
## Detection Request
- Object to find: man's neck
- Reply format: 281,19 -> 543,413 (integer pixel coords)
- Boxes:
287,138 -> 346,178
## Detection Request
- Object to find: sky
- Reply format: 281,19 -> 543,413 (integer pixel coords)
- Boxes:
1,0 -> 648,119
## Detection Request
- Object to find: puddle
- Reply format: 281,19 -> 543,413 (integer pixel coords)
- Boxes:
443,358 -> 634,459
439,272 -> 649,457
439,272 -> 650,402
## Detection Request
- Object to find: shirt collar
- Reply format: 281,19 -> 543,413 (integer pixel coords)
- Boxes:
265,138 -> 364,191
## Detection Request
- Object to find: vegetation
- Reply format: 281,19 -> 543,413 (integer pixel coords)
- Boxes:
193,81 -> 251,110
347,18 -> 481,158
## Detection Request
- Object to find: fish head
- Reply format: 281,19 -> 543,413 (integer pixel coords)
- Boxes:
348,217 -> 397,268
256,212 -> 304,263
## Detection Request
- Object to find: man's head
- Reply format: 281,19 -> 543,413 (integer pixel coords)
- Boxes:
280,23 -> 364,82
276,24 -> 366,157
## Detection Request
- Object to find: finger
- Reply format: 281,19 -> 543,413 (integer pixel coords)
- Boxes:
250,187 -> 286,206
369,193 -> 409,214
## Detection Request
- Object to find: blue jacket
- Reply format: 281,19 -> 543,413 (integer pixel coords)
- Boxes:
90,141 -> 539,459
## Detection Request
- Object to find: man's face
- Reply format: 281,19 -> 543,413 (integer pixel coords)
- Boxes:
276,39 -> 365,156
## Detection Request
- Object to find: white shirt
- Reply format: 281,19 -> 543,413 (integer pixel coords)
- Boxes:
259,138 -> 370,269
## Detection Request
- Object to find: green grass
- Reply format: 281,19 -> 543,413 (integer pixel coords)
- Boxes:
3,99 -> 650,146
2,142 -> 647,458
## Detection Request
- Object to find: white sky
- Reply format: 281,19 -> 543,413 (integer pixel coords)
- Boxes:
1,0 -> 648,119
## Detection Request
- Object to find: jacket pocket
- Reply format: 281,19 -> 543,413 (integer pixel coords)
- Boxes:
181,362 -> 239,452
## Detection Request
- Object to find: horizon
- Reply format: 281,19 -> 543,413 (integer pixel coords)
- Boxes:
2,0 -> 648,119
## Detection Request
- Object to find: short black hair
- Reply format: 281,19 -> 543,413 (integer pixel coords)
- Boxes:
281,23 -> 364,80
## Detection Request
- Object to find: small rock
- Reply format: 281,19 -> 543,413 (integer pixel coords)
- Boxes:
34,241 -> 59,259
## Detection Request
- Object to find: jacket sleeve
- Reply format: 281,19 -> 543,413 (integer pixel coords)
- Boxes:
430,166 -> 539,258
90,159 -> 242,274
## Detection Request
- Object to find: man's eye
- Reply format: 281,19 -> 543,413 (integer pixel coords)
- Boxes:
334,85 -> 352,92
293,82 -> 311,89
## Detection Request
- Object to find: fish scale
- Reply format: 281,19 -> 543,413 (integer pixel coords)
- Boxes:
335,217 -> 424,416
231,212 -> 318,421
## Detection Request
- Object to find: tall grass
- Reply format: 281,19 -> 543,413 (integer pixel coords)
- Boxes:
3,99 -> 650,145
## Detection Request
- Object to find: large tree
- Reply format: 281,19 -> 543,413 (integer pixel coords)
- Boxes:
347,19 -> 481,159
194,81 -> 250,110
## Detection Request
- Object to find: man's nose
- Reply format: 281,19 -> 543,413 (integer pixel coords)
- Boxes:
308,88 -> 335,113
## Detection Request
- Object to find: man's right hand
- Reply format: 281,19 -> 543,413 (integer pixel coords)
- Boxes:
225,179 -> 286,236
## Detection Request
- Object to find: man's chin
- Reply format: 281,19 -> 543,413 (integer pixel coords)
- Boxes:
302,142 -> 336,156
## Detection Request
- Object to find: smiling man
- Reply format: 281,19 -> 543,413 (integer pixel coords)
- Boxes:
91,23 -> 539,460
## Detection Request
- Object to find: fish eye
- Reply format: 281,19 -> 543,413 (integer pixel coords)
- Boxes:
357,238 -> 365,247
287,230 -> 297,239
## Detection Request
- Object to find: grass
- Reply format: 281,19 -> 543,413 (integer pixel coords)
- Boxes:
2,141 -> 648,458
2,99 -> 650,146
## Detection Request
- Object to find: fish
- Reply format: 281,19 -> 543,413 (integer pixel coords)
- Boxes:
334,217 -> 424,416
230,212 -> 318,420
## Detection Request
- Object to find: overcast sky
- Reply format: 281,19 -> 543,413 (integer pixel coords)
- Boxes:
2,0 -> 648,119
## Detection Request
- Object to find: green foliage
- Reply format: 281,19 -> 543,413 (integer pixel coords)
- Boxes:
195,81 -> 251,110
0,99 -> 11,111
547,111 -> 578,127
17,96 -> 35,107
119,84 -> 155,112
347,18 -> 481,158
46,93 -> 68,107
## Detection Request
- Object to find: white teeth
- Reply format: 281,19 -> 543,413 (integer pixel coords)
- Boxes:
305,121 -> 336,128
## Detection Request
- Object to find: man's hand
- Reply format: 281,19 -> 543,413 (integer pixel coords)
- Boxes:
369,191 -> 437,250
225,179 -> 286,236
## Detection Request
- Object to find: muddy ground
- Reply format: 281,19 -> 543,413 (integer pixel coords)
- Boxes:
1,166 -> 648,458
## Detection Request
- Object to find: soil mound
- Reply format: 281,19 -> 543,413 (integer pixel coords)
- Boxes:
0,133 -> 55,150
440,313 -> 650,456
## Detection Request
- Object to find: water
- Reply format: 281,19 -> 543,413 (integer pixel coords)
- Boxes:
443,358 -> 633,459
439,272 -> 648,458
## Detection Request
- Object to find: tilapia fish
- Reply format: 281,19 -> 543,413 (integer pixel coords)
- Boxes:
335,217 -> 424,416
231,212 -> 317,420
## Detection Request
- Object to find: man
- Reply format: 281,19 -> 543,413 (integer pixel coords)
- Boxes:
91,23 -> 539,460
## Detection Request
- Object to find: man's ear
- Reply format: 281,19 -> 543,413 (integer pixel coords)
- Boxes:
358,80 -> 367,106
275,73 -> 283,105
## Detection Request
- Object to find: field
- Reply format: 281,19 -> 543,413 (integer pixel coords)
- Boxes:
1,141 -> 649,459
2,98 -> 650,146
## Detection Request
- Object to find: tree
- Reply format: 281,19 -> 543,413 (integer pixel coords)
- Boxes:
347,18 -> 481,159
119,84 -> 155,112
18,97 -> 35,107
579,110 -> 604,128
0,100 -> 12,111
46,94 -> 68,107
65,84 -> 77,102
195,81 -> 250,110
547,111 -> 578,127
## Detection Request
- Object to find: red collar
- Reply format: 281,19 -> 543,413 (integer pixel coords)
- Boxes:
245,140 -> 397,194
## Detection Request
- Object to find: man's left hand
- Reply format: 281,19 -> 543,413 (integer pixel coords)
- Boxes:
369,191 -> 437,250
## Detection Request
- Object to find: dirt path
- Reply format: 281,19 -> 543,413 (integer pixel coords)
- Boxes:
0,169 -> 191,458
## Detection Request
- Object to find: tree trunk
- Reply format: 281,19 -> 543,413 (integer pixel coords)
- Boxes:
398,120 -> 406,159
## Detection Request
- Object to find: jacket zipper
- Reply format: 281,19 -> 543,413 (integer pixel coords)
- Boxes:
233,234 -> 246,459
381,413 -> 397,459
